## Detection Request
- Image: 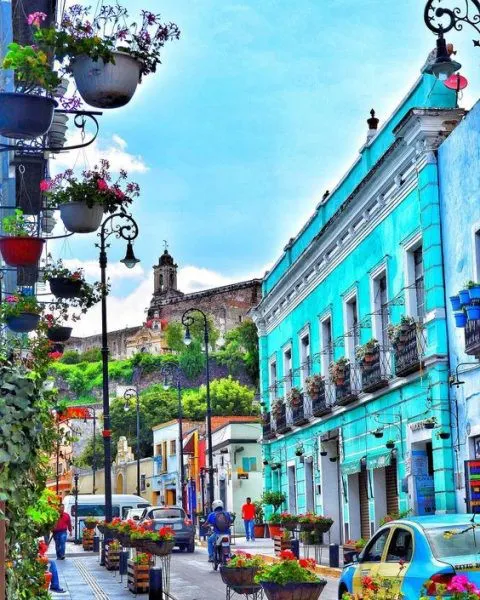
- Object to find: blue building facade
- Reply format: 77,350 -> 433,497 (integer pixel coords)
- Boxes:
253,73 -> 464,543
438,100 -> 480,513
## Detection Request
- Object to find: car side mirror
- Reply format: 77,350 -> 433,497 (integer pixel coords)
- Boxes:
352,552 -> 359,563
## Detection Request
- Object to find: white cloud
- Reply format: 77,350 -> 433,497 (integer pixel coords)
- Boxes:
62,259 -> 145,283
177,265 -> 237,293
51,132 -> 149,175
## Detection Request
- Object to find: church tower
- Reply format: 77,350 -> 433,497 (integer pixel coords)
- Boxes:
152,247 -> 183,298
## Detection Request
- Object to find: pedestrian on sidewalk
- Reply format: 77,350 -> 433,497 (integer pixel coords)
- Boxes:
52,505 -> 72,560
241,497 -> 255,542
49,560 -> 66,593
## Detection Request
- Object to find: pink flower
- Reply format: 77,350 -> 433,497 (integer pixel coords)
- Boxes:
39,179 -> 51,191
113,187 -> 125,200
97,179 -> 108,191
6,295 -> 18,303
27,12 -> 47,26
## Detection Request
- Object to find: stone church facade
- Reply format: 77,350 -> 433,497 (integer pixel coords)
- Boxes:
67,249 -> 262,359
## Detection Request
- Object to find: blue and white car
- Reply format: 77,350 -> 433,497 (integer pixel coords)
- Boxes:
338,515 -> 480,599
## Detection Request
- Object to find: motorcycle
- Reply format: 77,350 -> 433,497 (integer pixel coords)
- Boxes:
213,531 -> 231,571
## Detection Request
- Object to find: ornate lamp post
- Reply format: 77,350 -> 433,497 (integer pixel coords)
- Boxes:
181,308 -> 214,511
123,366 -> 142,497
161,363 -> 186,509
97,212 -> 139,522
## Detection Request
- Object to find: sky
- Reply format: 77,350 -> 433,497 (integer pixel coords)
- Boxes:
50,0 -> 480,335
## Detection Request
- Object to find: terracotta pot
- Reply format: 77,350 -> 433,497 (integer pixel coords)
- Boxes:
254,524 -> 267,538
268,524 -> 284,538
364,353 -> 374,363
0,236 -> 45,267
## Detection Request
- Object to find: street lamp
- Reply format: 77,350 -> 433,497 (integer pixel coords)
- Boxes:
123,365 -> 142,497
161,363 -> 186,510
97,212 -> 139,523
181,308 -> 214,511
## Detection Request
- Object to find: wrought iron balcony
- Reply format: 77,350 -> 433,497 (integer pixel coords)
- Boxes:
273,403 -> 291,434
359,346 -> 390,393
309,380 -> 332,417
394,322 -> 422,376
262,412 -> 276,440
465,319 -> 480,357
291,393 -> 309,426
334,362 -> 359,407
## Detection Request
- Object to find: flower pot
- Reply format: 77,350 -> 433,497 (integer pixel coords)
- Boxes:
49,277 -> 83,298
373,431 -> 383,439
313,520 -> 333,534
335,377 -> 345,385
386,442 -> 395,449
144,539 -> 175,556
59,201 -> 104,233
48,112 -> 69,149
47,326 -> 72,342
6,312 -> 40,333
268,524 -> 284,538
470,286 -> 480,301
254,524 -> 266,539
0,236 -> 45,267
424,421 -> 435,430
260,581 -> 326,600
439,432 -> 451,440
282,520 -> 298,531
299,522 -> 315,532
364,353 -> 374,363
0,93 -> 57,139
459,289 -> 471,305
43,571 -> 53,590
41,210 -> 57,234
454,312 -> 467,328
84,522 -> 97,530
71,51 -> 142,109
220,566 -> 260,594
466,305 -> 480,321
450,295 -> 462,311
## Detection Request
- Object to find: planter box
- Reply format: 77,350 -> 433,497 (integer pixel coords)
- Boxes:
127,560 -> 150,594
105,544 -> 120,571
273,536 -> 292,556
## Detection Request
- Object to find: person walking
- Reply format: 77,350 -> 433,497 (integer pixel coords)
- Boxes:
241,497 -> 255,542
52,505 -> 72,560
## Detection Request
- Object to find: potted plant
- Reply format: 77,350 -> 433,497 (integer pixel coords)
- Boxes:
256,550 -> 327,600
295,444 -> 304,457
329,456 -> 338,462
286,387 -> 303,406
0,294 -> 42,332
454,310 -> 468,328
467,280 -> 480,301
379,509 -> 411,526
44,313 -> 73,342
466,304 -> 480,321
272,399 -> 285,418
35,5 -> 180,109
42,255 -> 104,305
42,161 -> 140,233
268,513 -> 284,538
329,357 -> 348,385
220,552 -> 264,594
253,501 -> 267,539
305,374 -> 324,399
458,285 -> 472,305
280,512 -> 299,531
373,429 -> 384,439
0,210 -> 45,267
437,431 -> 451,440
420,573 -> 479,599
84,516 -> 98,530
312,515 -> 334,534
262,491 -> 286,514
355,339 -> 378,364
0,15 -> 60,139
449,294 -> 462,311
424,417 -> 437,430
388,316 -> 416,346
385,440 -> 395,450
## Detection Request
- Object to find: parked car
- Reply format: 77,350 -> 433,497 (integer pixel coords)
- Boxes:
63,494 -> 150,540
338,514 -> 480,599
141,506 -> 195,552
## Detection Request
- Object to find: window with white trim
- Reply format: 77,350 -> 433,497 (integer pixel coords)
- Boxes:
405,240 -> 424,320
320,317 -> 333,377
300,332 -> 310,386
345,296 -> 359,360
372,271 -> 389,348
269,359 -> 277,402
283,348 -> 292,396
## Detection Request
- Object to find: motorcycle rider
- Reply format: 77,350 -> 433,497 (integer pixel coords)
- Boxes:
206,499 -> 232,562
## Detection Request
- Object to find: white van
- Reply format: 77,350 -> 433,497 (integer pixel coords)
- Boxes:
63,494 -> 150,539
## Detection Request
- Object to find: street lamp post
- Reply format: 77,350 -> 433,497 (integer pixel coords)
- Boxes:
161,364 -> 185,509
181,308 -> 214,511
97,212 -> 139,522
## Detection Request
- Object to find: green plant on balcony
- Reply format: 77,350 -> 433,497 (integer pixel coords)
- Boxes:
387,315 -> 416,347
355,339 -> 378,364
329,357 -> 348,385
305,374 -> 324,398
286,386 -> 302,406
272,398 -> 285,417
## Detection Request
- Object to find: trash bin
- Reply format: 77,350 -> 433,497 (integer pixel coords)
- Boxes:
291,539 -> 300,559
149,567 -> 163,599
119,551 -> 129,575
329,543 -> 340,568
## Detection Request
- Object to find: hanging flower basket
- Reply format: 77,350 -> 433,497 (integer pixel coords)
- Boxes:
143,539 -> 175,556
6,312 -> 41,333
259,581 -> 326,600
47,326 -> 72,342
220,566 -> 261,593
71,52 -> 143,109
0,93 -> 57,139
49,277 -> 83,298
58,201 -> 104,234
313,519 -> 333,534
0,236 -> 45,267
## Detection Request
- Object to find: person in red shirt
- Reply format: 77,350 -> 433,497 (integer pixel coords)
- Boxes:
241,497 -> 256,541
52,505 -> 72,560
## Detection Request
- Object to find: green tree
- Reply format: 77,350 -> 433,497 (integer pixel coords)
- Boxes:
182,376 -> 258,420
222,320 -> 259,384
81,348 -> 102,362
179,341 -> 205,379
165,312 -> 220,351
60,350 -> 81,364
73,433 -> 104,468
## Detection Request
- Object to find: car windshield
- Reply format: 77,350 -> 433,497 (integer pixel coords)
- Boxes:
426,525 -> 480,559
149,508 -> 184,520
72,505 -> 120,517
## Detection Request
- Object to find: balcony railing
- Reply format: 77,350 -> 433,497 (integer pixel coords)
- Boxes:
274,404 -> 291,434
334,362 -> 359,407
393,323 -> 422,376
291,393 -> 309,426
262,412 -> 276,440
359,346 -> 390,393
465,319 -> 480,357
309,380 -> 332,417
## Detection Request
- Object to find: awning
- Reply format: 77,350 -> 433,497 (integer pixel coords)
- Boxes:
340,459 -> 361,475
366,449 -> 392,470
183,431 -> 195,454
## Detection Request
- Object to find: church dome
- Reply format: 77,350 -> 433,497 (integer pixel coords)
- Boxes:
159,249 -> 174,266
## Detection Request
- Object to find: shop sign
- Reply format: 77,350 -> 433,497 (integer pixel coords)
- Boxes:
465,460 -> 480,513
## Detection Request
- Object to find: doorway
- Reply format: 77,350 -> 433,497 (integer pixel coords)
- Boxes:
116,473 -> 124,494
304,459 -> 315,513
288,465 -> 297,514
320,441 -> 341,543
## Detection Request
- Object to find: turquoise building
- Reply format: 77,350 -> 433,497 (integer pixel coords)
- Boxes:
252,71 -> 464,544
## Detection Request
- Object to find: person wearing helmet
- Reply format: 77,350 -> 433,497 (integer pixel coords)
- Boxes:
206,499 -> 232,562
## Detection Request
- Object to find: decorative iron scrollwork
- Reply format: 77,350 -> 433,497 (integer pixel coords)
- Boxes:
424,0 -> 480,44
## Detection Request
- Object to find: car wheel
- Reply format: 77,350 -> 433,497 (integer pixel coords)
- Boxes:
187,541 -> 195,553
338,584 -> 348,599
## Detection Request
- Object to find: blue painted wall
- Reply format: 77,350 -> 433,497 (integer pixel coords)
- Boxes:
438,100 -> 480,512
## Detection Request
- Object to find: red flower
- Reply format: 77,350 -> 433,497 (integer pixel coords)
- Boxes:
362,576 -> 378,591
279,550 -> 295,560
97,179 -> 108,191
